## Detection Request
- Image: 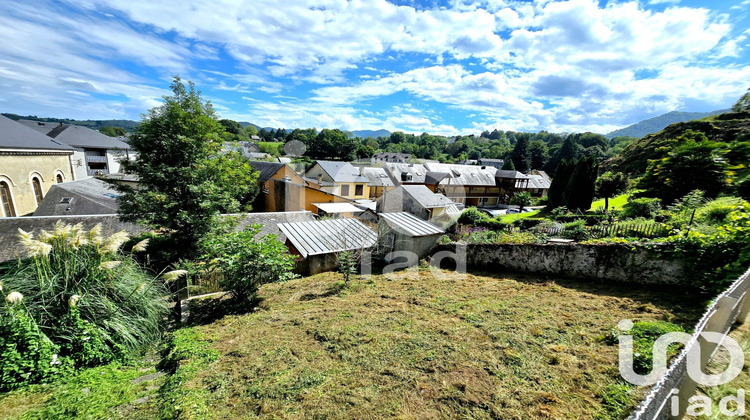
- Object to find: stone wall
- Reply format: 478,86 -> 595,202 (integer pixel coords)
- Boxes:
432,242 -> 686,285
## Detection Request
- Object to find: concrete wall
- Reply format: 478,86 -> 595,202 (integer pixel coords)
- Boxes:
0,154 -> 75,216
432,243 -> 687,285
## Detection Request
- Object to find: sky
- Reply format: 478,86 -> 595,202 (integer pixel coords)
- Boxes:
1,0 -> 749,136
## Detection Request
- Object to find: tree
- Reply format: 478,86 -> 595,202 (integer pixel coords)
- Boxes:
99,126 -> 127,137
563,156 -> 599,212
308,129 -> 358,160
501,159 -> 515,170
528,140 -> 549,170
636,131 -> 729,203
732,87 -> 750,112
510,191 -> 533,212
509,133 -> 531,173
109,76 -> 259,259
595,172 -> 629,210
546,159 -> 574,209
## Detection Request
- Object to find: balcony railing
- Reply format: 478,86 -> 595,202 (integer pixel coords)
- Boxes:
88,168 -> 110,176
86,155 -> 108,163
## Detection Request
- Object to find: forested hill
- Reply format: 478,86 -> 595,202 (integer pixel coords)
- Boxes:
1,113 -> 140,132
603,111 -> 750,175
605,110 -> 727,139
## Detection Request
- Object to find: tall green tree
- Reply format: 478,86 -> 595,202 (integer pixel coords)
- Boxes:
510,133 -> 531,173
110,76 -> 258,258
546,159 -> 575,209
595,171 -> 629,210
564,156 -> 599,212
528,140 -> 549,170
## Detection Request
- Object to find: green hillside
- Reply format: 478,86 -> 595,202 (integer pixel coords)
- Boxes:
2,113 -> 139,132
603,111 -> 750,176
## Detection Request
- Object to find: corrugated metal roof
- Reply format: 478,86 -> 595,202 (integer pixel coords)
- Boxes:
379,212 -> 444,237
315,161 -> 370,183
527,174 -> 551,189
312,202 -> 363,213
278,218 -> 377,258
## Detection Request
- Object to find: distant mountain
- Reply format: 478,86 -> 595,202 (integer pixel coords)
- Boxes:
351,129 -> 391,138
239,122 -> 261,130
606,110 -> 728,139
2,113 -> 139,132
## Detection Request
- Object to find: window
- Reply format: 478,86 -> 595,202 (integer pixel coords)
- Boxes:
32,177 -> 44,205
340,185 -> 350,196
0,182 -> 15,217
56,174 -> 64,183
355,184 -> 364,196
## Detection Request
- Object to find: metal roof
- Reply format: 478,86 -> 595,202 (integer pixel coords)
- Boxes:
277,218 -> 377,258
400,185 -> 455,208
360,167 -> 395,187
315,161 -> 370,183
423,163 -> 497,186
379,212 -> 444,237
527,174 -> 551,189
47,124 -> 131,150
382,162 -> 428,184
495,170 -> 530,179
312,202 -> 363,214
0,115 -> 75,152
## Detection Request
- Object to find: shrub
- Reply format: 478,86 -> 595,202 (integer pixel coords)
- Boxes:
0,222 -> 167,389
622,197 -> 661,219
560,219 -> 591,241
696,197 -> 748,225
201,225 -> 297,300
457,207 -> 489,225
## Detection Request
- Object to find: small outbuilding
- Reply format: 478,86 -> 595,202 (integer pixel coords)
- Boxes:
278,218 -> 378,275
378,212 -> 444,263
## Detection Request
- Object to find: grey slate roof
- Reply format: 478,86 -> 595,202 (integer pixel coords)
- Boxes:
527,174 -> 551,189
249,161 -> 285,183
0,115 -> 75,152
495,170 -> 530,179
235,211 -> 316,242
47,124 -> 131,150
424,171 -> 449,185
382,163 -> 428,184
360,167 -> 395,187
379,212 -> 444,237
33,178 -> 119,216
17,119 -> 60,134
278,218 -> 377,258
423,163 -> 497,186
316,161 -> 370,183
401,185 -> 455,208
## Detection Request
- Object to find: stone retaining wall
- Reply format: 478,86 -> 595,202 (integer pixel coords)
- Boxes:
433,242 -> 686,285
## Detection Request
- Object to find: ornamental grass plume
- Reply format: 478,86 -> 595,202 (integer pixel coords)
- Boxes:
162,270 -> 188,282
88,223 -> 103,246
98,261 -> 122,270
6,291 -> 23,305
131,239 -> 149,253
69,294 -> 81,308
100,231 -> 130,255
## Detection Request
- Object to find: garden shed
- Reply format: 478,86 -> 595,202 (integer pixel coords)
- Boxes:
378,212 -> 444,263
277,218 -> 378,275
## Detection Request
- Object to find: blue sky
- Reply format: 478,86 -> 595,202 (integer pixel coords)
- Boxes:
1,0 -> 748,135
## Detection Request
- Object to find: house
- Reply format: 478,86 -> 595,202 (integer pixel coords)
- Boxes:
360,167 -> 395,199
0,115 -> 76,216
495,170 -> 531,203
19,121 -> 133,179
378,212 -> 444,263
372,152 -> 412,163
526,174 -> 551,197
304,161 -> 370,200
381,162 -> 428,185
422,163 -> 500,207
377,185 -> 460,227
33,178 -> 119,216
477,158 -> 505,169
277,218 -> 378,274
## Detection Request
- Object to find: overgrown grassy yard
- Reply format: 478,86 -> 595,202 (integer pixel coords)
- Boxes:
590,194 -> 631,211
177,268 -> 702,419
